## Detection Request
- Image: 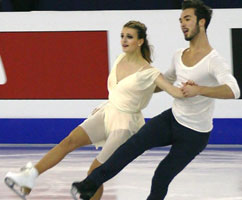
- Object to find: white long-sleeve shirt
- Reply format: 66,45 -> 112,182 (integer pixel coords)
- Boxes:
165,49 -> 240,132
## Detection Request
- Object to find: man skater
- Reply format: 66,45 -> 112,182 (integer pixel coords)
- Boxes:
71,0 -> 240,199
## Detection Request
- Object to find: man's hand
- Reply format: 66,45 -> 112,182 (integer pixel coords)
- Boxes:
181,80 -> 200,97
182,80 -> 197,86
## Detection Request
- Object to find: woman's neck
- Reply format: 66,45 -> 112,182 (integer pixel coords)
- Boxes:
124,51 -> 146,65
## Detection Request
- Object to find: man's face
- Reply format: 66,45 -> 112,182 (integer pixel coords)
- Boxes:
179,8 -> 200,41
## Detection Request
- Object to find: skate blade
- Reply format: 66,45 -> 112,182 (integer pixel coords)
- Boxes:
70,186 -> 79,200
4,177 -> 27,200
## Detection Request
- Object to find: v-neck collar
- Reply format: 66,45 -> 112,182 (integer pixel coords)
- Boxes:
180,48 -> 215,69
115,54 -> 147,84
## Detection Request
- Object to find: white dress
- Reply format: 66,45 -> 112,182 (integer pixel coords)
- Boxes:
80,53 -> 160,163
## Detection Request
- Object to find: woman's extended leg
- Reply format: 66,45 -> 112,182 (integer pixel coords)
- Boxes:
5,126 -> 92,196
35,126 -> 92,175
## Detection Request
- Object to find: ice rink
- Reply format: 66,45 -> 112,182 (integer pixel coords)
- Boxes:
1,145 -> 242,200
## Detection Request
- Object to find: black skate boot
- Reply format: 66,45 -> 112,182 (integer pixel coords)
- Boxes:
70,179 -> 98,200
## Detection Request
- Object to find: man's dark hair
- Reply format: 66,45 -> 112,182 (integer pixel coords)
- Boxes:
182,0 -> 213,30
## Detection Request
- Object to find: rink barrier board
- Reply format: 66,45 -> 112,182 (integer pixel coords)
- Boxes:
0,118 -> 242,144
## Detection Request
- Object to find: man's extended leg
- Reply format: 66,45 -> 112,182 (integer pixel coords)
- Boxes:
147,119 -> 210,200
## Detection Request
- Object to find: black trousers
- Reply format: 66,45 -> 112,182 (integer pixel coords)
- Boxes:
87,108 -> 210,199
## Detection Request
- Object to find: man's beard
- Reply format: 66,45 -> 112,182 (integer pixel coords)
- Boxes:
185,24 -> 200,41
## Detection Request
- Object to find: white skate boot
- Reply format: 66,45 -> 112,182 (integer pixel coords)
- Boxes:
4,162 -> 39,200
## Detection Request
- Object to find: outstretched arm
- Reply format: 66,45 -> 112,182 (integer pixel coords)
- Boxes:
154,74 -> 183,98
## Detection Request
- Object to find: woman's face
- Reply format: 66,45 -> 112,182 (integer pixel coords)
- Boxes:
120,27 -> 143,53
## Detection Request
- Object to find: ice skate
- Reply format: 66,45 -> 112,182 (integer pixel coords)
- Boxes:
70,179 -> 98,200
4,162 -> 38,200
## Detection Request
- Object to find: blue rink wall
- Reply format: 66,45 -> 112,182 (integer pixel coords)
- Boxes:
0,118 -> 242,145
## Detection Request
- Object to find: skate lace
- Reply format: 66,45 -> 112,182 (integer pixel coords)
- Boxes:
20,162 -> 33,172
